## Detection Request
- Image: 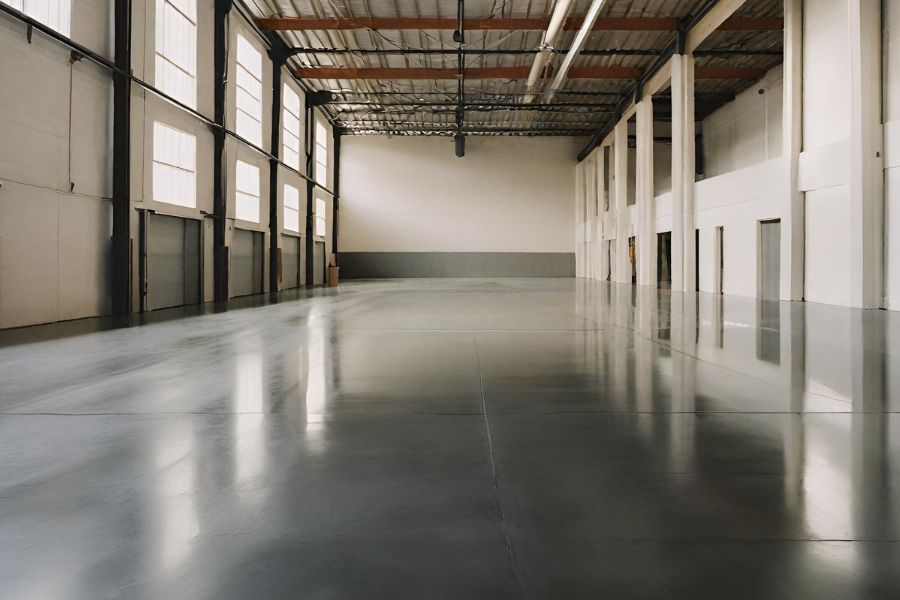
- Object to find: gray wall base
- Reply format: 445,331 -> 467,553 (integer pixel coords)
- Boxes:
339,252 -> 575,279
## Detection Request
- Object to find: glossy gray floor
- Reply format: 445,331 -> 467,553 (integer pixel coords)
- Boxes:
2,278 -> 900,599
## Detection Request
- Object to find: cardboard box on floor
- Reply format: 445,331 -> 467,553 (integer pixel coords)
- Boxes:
328,266 -> 339,287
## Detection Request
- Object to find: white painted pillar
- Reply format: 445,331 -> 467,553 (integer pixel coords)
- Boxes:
671,54 -> 697,293
681,57 -> 696,293
782,0 -> 804,301
614,121 -> 630,283
848,0 -> 884,308
594,149 -> 606,280
635,98 -> 656,286
575,161 -> 585,278
671,57 -> 686,293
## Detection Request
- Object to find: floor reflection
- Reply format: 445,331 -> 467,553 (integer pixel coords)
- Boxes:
1,279 -> 900,598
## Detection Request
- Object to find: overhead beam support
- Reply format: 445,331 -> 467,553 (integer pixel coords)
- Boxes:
686,0 -> 750,53
287,47 -> 781,57
579,0 -> 754,160
259,16 -> 780,32
295,65 -> 763,80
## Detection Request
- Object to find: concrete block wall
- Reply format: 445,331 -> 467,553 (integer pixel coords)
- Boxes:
0,1 -> 332,329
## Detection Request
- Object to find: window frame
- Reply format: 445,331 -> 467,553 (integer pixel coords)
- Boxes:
314,117 -> 329,186
283,183 -> 301,234
314,196 -> 327,239
154,0 -> 197,108
235,33 -> 263,147
235,159 -> 261,224
3,0 -> 71,36
282,84 -> 302,171
151,121 -> 197,209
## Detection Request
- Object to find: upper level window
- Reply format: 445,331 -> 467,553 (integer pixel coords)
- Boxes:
314,118 -> 328,185
282,84 -> 302,171
155,0 -> 197,108
3,0 -> 71,35
315,197 -> 326,238
152,122 -> 196,208
235,160 -> 260,223
235,34 -> 262,146
4,0 -> 71,35
283,184 -> 300,233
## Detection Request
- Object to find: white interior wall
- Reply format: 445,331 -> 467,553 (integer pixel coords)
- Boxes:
0,7 -> 113,328
701,65 -> 784,178
801,0 -> 853,307
340,136 -> 577,253
695,159 -> 787,297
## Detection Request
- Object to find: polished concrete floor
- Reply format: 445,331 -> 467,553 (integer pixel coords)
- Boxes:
2,278 -> 900,599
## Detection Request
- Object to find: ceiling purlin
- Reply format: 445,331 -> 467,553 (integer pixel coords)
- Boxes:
253,0 -> 784,135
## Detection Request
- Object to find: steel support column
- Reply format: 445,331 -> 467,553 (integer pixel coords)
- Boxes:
305,96 -> 315,285
213,0 -> 231,302
332,129 -> 341,262
269,52 -> 285,293
111,0 -> 131,315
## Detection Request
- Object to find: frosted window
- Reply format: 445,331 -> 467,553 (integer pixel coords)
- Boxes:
315,197 -> 326,238
283,184 -> 300,233
282,84 -> 302,171
314,118 -> 328,185
155,0 -> 197,108
3,0 -> 71,36
235,160 -> 260,223
152,122 -> 196,208
236,34 -> 263,146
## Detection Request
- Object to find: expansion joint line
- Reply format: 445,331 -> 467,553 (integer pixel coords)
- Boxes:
473,333 -> 524,597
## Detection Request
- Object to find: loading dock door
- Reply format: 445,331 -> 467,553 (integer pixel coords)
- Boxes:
146,214 -> 200,310
313,241 -> 325,285
232,228 -> 264,297
282,235 -> 304,289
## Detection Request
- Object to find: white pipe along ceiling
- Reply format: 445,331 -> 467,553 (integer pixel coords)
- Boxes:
546,0 -> 609,102
524,0 -> 576,103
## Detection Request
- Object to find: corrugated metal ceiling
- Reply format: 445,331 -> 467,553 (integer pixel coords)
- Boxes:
245,0 -> 784,136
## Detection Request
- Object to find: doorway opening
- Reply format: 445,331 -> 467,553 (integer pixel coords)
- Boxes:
141,212 -> 201,311
695,229 -> 700,292
759,219 -> 781,301
605,240 -> 613,281
715,226 -> 724,294
232,229 -> 265,297
657,231 -> 672,289
628,236 -> 636,284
